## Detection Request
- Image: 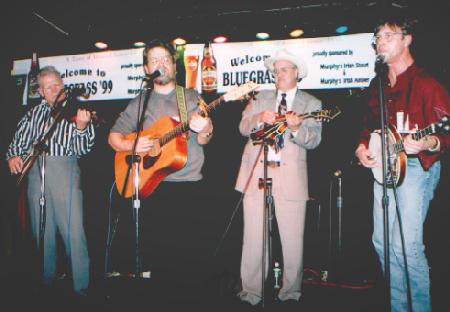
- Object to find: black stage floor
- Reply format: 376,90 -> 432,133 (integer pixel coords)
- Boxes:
2,248 -> 449,312
2,271 -> 384,312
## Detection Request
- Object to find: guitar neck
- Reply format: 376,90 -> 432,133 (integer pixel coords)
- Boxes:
158,95 -> 224,147
158,121 -> 190,146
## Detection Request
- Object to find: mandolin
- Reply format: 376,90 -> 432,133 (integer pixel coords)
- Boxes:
250,106 -> 341,145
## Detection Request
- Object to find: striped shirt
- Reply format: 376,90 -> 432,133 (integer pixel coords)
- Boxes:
6,100 -> 95,160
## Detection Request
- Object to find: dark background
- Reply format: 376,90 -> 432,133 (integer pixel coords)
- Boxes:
0,1 -> 449,309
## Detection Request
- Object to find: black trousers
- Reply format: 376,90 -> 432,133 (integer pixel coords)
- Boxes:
139,180 -> 218,298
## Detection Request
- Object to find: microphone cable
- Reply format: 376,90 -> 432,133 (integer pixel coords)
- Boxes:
104,180 -> 119,279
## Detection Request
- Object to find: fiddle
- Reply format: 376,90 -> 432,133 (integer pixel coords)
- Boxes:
15,88 -> 102,186
53,87 -> 103,126
62,101 -> 100,125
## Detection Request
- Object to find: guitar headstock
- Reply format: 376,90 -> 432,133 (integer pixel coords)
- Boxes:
306,107 -> 342,122
434,115 -> 450,134
223,82 -> 260,102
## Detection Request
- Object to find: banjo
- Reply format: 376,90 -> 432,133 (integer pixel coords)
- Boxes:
368,115 -> 449,187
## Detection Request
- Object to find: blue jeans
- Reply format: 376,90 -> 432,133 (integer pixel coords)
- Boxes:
373,159 -> 440,312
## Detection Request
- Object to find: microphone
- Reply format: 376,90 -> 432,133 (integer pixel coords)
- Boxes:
143,69 -> 163,82
375,54 -> 388,75
375,54 -> 386,65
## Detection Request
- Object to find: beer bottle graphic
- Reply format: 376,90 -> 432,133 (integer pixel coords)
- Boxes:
175,44 -> 186,87
201,42 -> 217,93
26,52 -> 41,106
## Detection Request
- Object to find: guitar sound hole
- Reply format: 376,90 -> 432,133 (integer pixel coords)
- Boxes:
143,155 -> 158,169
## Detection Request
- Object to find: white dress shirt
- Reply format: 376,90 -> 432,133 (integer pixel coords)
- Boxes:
267,87 -> 298,161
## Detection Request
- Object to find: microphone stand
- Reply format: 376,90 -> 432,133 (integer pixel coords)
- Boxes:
327,170 -> 343,283
375,59 -> 391,310
122,80 -> 153,278
335,170 -> 343,282
258,139 -> 275,308
104,75 -> 159,287
26,89 -> 66,290
38,149 -> 47,282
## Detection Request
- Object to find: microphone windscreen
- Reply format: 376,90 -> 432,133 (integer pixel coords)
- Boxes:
376,54 -> 386,64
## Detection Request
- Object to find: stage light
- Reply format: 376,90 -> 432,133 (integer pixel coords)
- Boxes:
173,37 -> 187,45
289,29 -> 304,38
134,42 -> 146,47
336,26 -> 348,34
94,42 -> 108,49
256,32 -> 270,40
213,36 -> 227,43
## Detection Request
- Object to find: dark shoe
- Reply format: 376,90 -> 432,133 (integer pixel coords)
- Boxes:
281,299 -> 299,304
72,289 -> 92,306
230,296 -> 262,311
278,298 -> 302,312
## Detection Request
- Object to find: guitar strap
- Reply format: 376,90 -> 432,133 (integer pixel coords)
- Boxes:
175,85 -> 188,124
175,85 -> 189,139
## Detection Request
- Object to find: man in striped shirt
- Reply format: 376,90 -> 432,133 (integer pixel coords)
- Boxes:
6,66 -> 95,298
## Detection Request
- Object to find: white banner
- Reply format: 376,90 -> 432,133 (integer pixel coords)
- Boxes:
12,48 -> 146,102
207,33 -> 376,92
12,33 -> 376,103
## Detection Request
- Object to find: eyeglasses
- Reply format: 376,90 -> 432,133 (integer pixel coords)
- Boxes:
373,32 -> 403,43
149,56 -> 173,66
273,66 -> 296,75
41,83 -> 64,92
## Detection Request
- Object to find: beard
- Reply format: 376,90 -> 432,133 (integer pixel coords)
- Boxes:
155,74 -> 175,86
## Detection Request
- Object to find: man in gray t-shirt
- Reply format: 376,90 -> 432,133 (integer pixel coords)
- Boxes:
109,40 -> 213,181
108,40 -> 215,300
110,87 -> 206,182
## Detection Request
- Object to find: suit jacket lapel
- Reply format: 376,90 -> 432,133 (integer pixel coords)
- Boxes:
265,90 -> 277,112
264,88 -> 306,113
291,89 -> 305,113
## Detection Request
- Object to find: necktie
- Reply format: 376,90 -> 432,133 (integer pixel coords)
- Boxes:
275,93 -> 287,151
278,93 -> 287,115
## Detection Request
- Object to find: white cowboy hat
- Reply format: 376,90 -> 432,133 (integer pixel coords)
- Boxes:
264,48 -> 308,79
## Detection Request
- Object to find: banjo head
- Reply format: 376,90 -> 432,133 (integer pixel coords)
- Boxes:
368,129 -> 404,187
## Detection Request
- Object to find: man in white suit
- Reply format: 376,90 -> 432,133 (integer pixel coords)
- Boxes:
235,49 -> 322,307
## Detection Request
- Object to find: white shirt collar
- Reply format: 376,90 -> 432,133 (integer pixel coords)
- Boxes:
277,87 -> 297,110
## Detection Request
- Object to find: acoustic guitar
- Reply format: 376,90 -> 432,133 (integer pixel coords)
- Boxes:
368,115 -> 449,187
115,82 -> 259,198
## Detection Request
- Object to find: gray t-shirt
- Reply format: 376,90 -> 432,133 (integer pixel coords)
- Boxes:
110,88 -> 204,182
